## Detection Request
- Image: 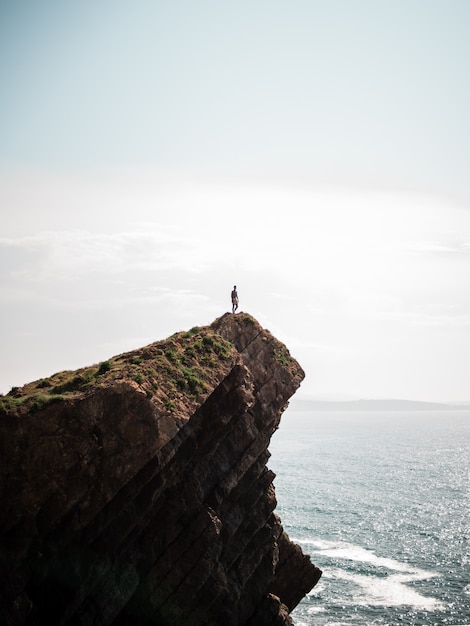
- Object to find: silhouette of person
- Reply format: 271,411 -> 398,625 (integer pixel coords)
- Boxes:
231,285 -> 239,313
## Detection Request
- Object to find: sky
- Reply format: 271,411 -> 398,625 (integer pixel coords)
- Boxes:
1,0 -> 469,402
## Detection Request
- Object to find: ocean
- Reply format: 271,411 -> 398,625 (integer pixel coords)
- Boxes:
269,409 -> 470,626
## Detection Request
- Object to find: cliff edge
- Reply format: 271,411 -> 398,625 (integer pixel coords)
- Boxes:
0,313 -> 321,626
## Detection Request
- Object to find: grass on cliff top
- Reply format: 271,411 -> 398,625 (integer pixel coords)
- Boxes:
230,313 -> 296,368
0,327 -> 235,416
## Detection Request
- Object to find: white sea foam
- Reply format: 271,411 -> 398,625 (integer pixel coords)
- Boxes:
296,538 -> 435,575
326,568 -> 443,609
294,538 -> 444,610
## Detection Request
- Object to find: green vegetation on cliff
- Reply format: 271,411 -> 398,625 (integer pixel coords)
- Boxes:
0,325 -> 235,416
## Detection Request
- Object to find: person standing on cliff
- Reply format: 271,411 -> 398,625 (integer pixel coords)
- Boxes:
231,285 -> 239,313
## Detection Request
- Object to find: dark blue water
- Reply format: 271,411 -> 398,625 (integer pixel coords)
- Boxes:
269,410 -> 470,625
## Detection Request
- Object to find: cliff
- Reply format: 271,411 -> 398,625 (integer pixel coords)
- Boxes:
0,313 -> 321,626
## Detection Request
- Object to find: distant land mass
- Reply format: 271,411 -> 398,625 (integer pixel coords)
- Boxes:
290,398 -> 470,411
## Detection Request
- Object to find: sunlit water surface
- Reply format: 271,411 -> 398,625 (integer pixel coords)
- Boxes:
269,410 -> 470,625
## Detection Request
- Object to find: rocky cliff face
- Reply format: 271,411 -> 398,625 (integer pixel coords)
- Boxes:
0,313 -> 321,626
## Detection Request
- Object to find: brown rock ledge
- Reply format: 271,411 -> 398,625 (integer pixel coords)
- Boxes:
0,312 -> 321,626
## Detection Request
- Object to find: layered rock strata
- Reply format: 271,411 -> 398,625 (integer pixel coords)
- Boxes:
0,313 -> 321,625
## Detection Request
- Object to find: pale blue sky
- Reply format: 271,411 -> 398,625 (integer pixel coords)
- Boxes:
1,1 -> 469,401
2,0 -> 469,195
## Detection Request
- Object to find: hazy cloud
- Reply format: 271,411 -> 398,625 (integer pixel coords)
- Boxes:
404,238 -> 470,255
